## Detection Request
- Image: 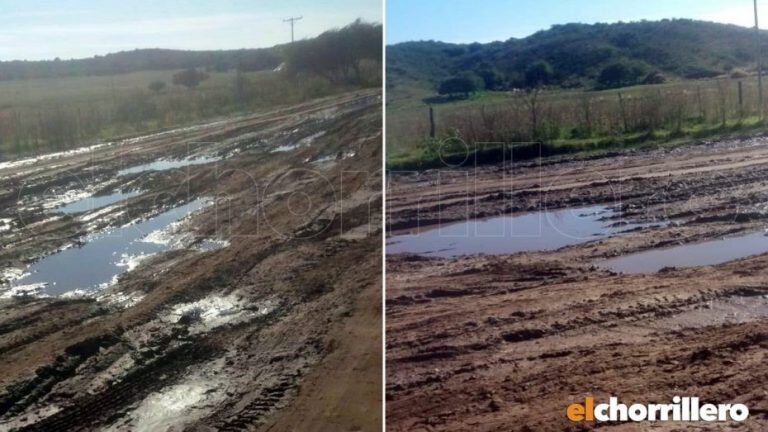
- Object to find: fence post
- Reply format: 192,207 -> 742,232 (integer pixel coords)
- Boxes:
738,80 -> 744,119
429,106 -> 436,139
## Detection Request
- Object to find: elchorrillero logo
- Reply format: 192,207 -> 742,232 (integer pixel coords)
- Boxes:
567,397 -> 749,422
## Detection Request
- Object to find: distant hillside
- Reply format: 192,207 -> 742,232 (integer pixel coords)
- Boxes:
388,19 -> 768,93
1,19 -> 381,82
0,47 -> 283,80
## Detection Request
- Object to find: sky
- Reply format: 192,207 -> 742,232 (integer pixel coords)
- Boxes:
387,0 -> 768,44
0,0 -> 382,61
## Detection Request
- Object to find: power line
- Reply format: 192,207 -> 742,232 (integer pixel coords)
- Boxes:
283,16 -> 303,43
756,0 -> 763,120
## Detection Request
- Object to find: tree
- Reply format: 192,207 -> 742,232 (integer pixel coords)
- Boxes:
597,60 -> 648,88
476,68 -> 504,90
172,68 -> 210,89
283,20 -> 382,85
598,62 -> 631,88
437,74 -> 482,97
524,61 -> 554,88
148,80 -> 166,94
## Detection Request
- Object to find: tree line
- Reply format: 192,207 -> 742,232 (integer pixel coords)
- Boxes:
389,19 -> 768,94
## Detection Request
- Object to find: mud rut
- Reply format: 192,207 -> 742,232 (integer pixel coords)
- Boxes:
0,90 -> 382,431
387,137 -> 768,431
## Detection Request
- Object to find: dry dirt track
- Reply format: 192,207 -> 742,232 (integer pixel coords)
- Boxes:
386,136 -> 768,431
0,90 -> 382,431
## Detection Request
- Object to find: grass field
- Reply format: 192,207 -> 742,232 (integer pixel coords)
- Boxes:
0,68 -> 341,158
387,75 -> 768,170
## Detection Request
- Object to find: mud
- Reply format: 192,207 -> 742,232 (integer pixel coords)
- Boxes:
387,137 -> 768,431
0,90 -> 382,431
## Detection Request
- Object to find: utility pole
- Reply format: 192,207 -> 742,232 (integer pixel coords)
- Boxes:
756,0 -> 764,120
283,16 -> 302,43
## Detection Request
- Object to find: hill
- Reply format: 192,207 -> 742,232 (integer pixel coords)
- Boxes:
387,19 -> 768,94
0,47 -> 283,81
0,18 -> 381,82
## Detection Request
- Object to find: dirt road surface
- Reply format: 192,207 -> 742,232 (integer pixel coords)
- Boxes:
387,138 -> 768,431
0,90 -> 382,431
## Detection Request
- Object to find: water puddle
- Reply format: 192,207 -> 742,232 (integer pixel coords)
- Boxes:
271,131 -> 326,153
195,239 -> 230,252
0,143 -> 111,173
598,231 -> 768,274
118,156 -> 222,176
387,205 -> 653,257
5,198 -> 210,296
271,144 -> 300,153
55,191 -> 141,214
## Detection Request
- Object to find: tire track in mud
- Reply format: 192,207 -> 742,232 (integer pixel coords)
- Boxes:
388,201 -> 768,431
387,138 -> 768,232
17,341 -> 221,432
0,90 -> 382,431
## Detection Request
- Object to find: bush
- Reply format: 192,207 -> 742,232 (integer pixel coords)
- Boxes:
476,68 -> 505,90
642,70 -> 666,85
682,66 -> 720,79
172,68 -> 210,89
730,69 -> 748,79
597,60 -> 647,88
437,74 -> 482,97
524,61 -> 554,87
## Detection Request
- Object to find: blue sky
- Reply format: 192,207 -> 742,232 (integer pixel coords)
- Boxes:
387,0 -> 768,44
0,0 -> 382,60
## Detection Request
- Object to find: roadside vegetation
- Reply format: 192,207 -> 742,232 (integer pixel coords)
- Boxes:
387,19 -> 768,170
0,20 -> 381,158
388,75 -> 768,170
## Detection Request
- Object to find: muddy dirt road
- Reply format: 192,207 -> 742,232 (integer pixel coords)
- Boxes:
0,90 -> 382,431
387,138 -> 768,431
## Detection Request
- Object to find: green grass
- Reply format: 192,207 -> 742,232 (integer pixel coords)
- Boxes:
387,76 -> 768,170
387,115 -> 768,171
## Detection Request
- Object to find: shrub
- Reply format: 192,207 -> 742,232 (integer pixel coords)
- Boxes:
642,70 -> 666,85
172,68 -> 210,89
438,74 -> 482,97
597,60 -> 647,88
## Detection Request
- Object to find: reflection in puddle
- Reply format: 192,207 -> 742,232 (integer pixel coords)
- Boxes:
599,231 -> 768,274
387,205 -> 653,257
6,199 -> 210,296
118,156 -> 222,176
55,191 -> 141,214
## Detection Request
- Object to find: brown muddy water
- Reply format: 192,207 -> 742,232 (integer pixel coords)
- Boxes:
386,205 -> 656,257
599,231 -> 768,274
